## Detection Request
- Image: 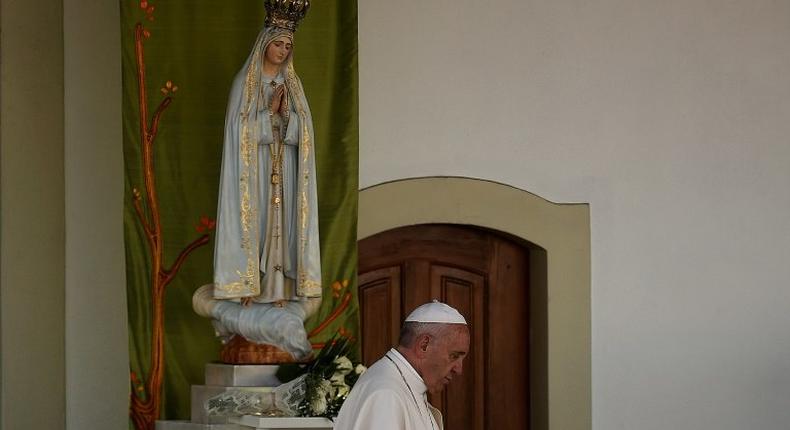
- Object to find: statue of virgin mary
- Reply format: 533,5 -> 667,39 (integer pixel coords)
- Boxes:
193,0 -> 321,362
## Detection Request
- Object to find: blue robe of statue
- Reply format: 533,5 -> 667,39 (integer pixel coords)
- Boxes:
213,26 -> 322,304
196,26 -> 322,360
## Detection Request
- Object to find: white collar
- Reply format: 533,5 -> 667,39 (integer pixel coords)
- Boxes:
387,348 -> 428,395
386,349 -> 439,430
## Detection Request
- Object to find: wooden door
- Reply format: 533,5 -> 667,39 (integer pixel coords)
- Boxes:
358,224 -> 530,430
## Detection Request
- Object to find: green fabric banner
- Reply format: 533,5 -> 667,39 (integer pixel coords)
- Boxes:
121,0 -> 358,424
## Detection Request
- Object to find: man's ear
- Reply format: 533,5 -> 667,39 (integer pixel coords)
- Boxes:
417,334 -> 432,355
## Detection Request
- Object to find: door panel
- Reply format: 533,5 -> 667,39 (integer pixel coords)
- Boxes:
358,266 -> 402,364
487,240 -> 530,429
430,266 -> 485,430
358,224 -> 529,430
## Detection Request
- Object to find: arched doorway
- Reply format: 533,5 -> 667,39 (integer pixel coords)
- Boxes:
358,224 -> 532,430
358,177 -> 591,430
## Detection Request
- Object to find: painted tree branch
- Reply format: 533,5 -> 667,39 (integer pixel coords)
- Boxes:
129,21 -> 210,430
162,234 -> 211,286
308,291 -> 353,341
132,189 -> 154,236
150,98 -> 172,139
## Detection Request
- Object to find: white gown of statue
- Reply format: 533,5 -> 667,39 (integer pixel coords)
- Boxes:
193,26 -> 321,361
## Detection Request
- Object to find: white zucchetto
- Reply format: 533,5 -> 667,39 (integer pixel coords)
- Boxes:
404,300 -> 467,325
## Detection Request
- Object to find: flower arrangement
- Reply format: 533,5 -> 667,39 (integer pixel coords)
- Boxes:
206,337 -> 366,419
291,337 -> 366,417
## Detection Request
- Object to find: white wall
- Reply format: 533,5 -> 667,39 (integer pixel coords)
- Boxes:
360,1 -> 790,429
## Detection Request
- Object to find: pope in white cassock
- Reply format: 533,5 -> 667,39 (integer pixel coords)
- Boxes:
334,301 -> 470,430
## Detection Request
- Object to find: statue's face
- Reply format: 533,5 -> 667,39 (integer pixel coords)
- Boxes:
264,36 -> 293,67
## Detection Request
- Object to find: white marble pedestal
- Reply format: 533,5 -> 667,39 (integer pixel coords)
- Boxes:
229,416 -> 333,430
192,363 -> 279,425
156,417 -> 332,430
156,363 -> 334,430
155,421 -> 241,430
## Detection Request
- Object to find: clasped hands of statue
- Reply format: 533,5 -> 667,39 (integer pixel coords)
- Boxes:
269,84 -> 289,118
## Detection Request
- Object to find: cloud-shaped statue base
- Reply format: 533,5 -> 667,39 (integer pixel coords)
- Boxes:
193,284 -> 320,362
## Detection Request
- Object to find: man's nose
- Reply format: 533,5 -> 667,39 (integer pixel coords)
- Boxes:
452,360 -> 464,375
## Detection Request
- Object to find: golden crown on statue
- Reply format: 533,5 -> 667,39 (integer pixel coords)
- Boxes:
264,0 -> 310,32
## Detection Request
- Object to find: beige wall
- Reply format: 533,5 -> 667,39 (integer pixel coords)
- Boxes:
1,0 -> 65,428
63,0 -> 128,429
1,0 -> 127,429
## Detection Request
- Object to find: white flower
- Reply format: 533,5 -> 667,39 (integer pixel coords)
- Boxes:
333,356 -> 353,375
330,371 -> 345,385
330,370 -> 351,398
354,364 -> 367,375
334,382 -> 350,398
316,379 -> 332,396
310,395 -> 327,415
